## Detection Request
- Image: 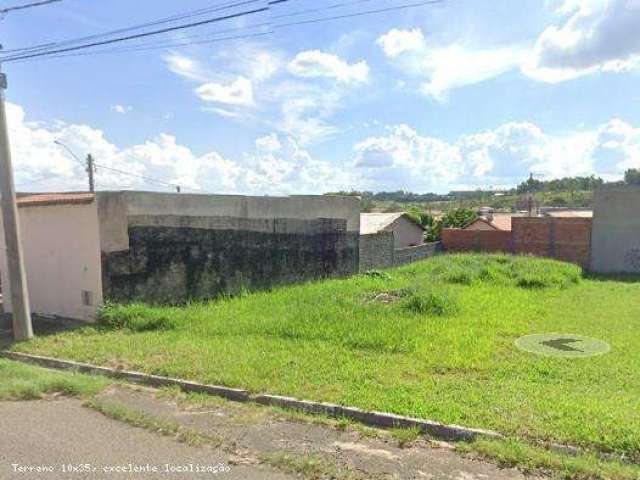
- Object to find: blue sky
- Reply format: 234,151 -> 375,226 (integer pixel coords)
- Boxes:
3,0 -> 640,194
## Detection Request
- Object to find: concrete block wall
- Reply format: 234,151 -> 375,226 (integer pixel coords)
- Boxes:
359,231 -> 440,272
591,188 -> 640,273
98,192 -> 361,304
359,232 -> 395,271
394,242 -> 442,266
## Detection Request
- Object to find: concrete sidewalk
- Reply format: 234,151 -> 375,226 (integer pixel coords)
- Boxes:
0,385 -> 540,480
0,399 -> 292,480
91,385 -> 536,480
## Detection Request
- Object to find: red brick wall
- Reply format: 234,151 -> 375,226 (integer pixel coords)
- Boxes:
441,217 -> 592,267
512,217 -> 591,268
441,229 -> 512,253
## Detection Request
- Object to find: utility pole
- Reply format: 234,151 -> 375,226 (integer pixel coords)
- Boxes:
86,154 -> 95,193
54,141 -> 95,193
0,66 -> 33,340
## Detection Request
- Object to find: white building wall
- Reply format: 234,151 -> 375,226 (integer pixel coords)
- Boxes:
0,202 -> 103,321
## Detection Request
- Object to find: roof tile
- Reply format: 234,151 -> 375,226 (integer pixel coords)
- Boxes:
17,193 -> 95,208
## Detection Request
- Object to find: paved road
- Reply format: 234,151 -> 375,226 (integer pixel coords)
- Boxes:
0,400 -> 292,480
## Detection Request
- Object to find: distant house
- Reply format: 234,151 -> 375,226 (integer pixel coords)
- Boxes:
360,213 -> 425,248
464,215 -> 513,231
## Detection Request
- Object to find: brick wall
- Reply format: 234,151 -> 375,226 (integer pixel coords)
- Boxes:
441,217 -> 592,267
441,229 -> 512,252
512,217 -> 591,268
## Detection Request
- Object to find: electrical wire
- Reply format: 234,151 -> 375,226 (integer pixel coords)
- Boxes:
0,3 -> 274,62
1,0 -> 265,54
55,140 -> 183,191
93,163 -> 182,190
278,0 -> 443,29
3,0 -> 444,63
0,0 -> 62,14
63,0 -> 428,55
18,28 -> 272,59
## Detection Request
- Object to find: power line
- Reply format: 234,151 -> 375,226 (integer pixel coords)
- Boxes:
93,163 -> 182,191
3,0 -> 444,63
0,0 -> 291,61
271,0 -> 382,20
1,0 -> 264,55
20,28 -> 272,60
38,0 -> 424,59
1,3 -> 274,62
278,0 -> 443,29
0,0 -> 62,14
54,140 -> 183,192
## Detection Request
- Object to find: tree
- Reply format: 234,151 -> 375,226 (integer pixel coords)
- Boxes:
425,208 -> 477,242
624,169 -> 640,186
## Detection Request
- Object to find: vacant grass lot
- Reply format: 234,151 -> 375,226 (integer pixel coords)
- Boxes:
13,254 -> 640,463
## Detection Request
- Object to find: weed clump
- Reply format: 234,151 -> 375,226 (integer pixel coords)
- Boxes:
403,291 -> 459,317
426,254 -> 581,290
363,270 -> 392,281
97,303 -> 177,332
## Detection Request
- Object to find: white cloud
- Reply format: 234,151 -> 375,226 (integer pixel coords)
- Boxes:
269,81 -> 342,145
7,102 -> 353,195
111,105 -> 132,114
242,133 -> 355,194
255,133 -> 282,153
353,125 -> 465,191
377,28 -> 524,100
196,76 -> 255,107
164,45 -> 366,145
524,0 -> 640,82
249,50 -> 283,82
165,53 -> 209,82
421,46 -> 526,101
9,101 -> 640,195
591,118 -> 640,175
377,28 -> 425,58
351,119 -> 640,191
288,50 -> 369,84
381,4 -> 640,99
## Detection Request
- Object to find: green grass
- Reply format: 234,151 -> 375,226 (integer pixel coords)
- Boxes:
458,438 -> 640,480
86,399 -> 220,447
390,426 -> 422,448
0,359 -> 108,400
263,452 -> 364,480
13,255 -> 640,469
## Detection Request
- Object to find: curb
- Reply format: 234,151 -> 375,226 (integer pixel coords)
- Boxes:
1,350 -> 502,442
253,394 -> 502,441
0,351 -> 249,402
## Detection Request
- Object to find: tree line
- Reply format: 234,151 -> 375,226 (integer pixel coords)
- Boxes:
327,170 -> 640,204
